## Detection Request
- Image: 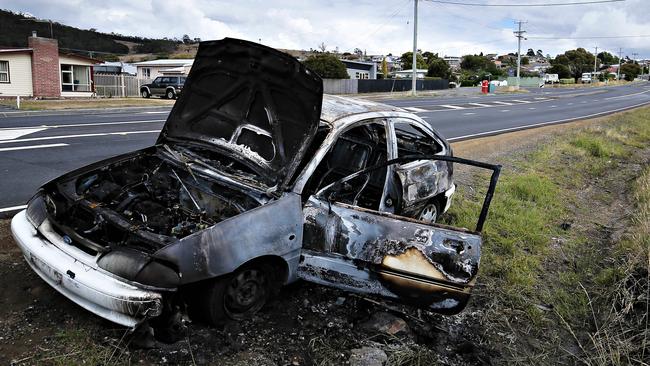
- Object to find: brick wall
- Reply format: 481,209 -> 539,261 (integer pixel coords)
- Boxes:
28,36 -> 61,98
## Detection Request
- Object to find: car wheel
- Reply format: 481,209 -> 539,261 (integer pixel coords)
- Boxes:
141,90 -> 150,98
166,89 -> 176,99
199,264 -> 274,326
418,201 -> 440,224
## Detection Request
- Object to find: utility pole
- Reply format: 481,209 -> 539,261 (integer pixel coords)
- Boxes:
513,20 -> 527,88
412,0 -> 418,96
617,47 -> 623,80
594,46 -> 598,73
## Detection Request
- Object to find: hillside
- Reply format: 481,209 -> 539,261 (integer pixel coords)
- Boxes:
0,9 -> 180,60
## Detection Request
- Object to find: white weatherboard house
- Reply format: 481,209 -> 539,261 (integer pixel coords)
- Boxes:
0,33 -> 100,98
133,59 -> 194,80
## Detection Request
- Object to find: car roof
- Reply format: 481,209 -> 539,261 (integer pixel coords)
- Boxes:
320,94 -> 406,124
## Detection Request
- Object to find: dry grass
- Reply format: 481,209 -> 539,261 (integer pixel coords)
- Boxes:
0,97 -> 175,111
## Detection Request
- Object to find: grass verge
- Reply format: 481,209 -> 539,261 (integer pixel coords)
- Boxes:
0,97 -> 174,111
443,106 -> 650,364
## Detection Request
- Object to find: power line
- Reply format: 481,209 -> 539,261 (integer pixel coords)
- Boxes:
424,0 -> 623,6
529,34 -> 650,40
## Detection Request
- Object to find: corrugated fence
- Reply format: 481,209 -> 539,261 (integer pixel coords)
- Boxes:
94,74 -> 145,97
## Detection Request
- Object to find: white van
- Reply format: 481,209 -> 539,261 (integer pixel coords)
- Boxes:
544,74 -> 559,84
581,73 -> 592,83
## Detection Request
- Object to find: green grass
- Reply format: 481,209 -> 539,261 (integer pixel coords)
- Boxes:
442,106 -> 650,364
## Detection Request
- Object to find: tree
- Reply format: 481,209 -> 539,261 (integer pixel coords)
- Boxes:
620,63 -> 642,81
422,51 -> 436,64
317,42 -> 327,52
427,58 -> 451,79
182,34 -> 191,44
536,49 -> 544,58
302,54 -> 349,79
460,54 -> 486,71
550,48 -> 595,81
400,51 -> 427,70
521,57 -> 529,65
526,48 -> 535,57
546,64 -> 571,79
597,51 -> 619,66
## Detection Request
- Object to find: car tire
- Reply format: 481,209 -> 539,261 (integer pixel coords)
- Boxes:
418,200 -> 441,224
195,264 -> 275,326
141,89 -> 150,98
166,89 -> 176,99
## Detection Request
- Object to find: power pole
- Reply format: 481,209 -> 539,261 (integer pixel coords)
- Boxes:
617,47 -> 623,80
412,0 -> 418,96
513,20 -> 527,88
594,46 -> 598,73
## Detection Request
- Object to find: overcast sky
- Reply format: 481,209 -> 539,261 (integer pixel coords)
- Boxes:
3,0 -> 650,58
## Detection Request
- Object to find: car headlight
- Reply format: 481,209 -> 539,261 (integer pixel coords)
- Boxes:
25,192 -> 47,228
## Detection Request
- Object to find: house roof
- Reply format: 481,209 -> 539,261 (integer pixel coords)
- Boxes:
133,59 -> 194,67
0,48 -> 33,54
59,52 -> 102,64
341,60 -> 375,71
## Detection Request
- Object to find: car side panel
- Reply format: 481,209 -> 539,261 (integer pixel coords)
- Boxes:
153,193 -> 304,284
301,196 -> 481,313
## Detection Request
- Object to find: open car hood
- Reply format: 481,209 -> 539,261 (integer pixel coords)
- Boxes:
157,38 -> 323,187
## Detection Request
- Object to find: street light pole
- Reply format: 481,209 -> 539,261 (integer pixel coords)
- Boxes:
617,47 -> 623,80
412,0 -> 418,96
594,46 -> 598,73
513,20 -> 527,89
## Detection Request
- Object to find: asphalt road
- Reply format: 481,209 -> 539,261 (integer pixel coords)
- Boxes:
1,82 -> 649,213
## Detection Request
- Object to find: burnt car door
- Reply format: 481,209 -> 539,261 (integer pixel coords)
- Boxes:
299,155 -> 500,314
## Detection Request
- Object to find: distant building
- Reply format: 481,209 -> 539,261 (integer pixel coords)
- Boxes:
94,61 -> 137,75
132,59 -> 194,80
0,32 -> 100,98
341,60 -> 377,79
443,56 -> 461,69
394,69 -> 428,79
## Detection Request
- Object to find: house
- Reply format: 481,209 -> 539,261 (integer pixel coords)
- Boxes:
443,56 -> 461,69
393,69 -> 428,79
341,60 -> 377,79
132,59 -> 194,80
94,61 -> 137,75
0,32 -> 100,98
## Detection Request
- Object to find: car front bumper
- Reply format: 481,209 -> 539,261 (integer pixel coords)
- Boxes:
11,210 -> 163,328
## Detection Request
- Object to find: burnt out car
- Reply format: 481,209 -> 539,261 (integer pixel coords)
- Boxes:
11,38 -> 500,339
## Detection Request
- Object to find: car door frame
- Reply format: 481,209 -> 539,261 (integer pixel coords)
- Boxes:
298,154 -> 501,313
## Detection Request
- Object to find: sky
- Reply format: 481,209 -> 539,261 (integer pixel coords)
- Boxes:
2,0 -> 650,58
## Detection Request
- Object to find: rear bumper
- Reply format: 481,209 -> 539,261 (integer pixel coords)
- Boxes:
11,210 -> 162,328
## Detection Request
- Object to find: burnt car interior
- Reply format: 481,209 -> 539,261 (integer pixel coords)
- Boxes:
394,122 -> 443,157
304,122 -> 388,210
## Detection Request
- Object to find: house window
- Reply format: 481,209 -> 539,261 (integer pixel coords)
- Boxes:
0,61 -> 9,83
61,64 -> 91,92
142,68 -> 151,78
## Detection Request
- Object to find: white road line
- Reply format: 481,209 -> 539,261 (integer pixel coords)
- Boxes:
0,130 -> 160,145
0,127 -> 47,141
142,111 -> 170,114
492,101 -> 513,106
534,97 -> 550,100
568,102 -> 574,105
448,100 -> 650,142
404,107 -> 428,112
593,99 -> 599,102
0,143 -> 68,152
468,103 -> 491,107
463,112 -> 476,115
0,119 -> 165,131
528,107 -> 536,110
500,110 -> 510,112
604,89 -> 650,100
550,105 -> 557,108
511,99 -> 532,104
439,104 -> 465,110
0,205 -> 27,213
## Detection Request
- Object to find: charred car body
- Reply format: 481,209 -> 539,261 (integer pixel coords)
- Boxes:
11,39 -> 500,338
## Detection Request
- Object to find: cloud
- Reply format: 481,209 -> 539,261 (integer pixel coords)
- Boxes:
3,0 -> 650,58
